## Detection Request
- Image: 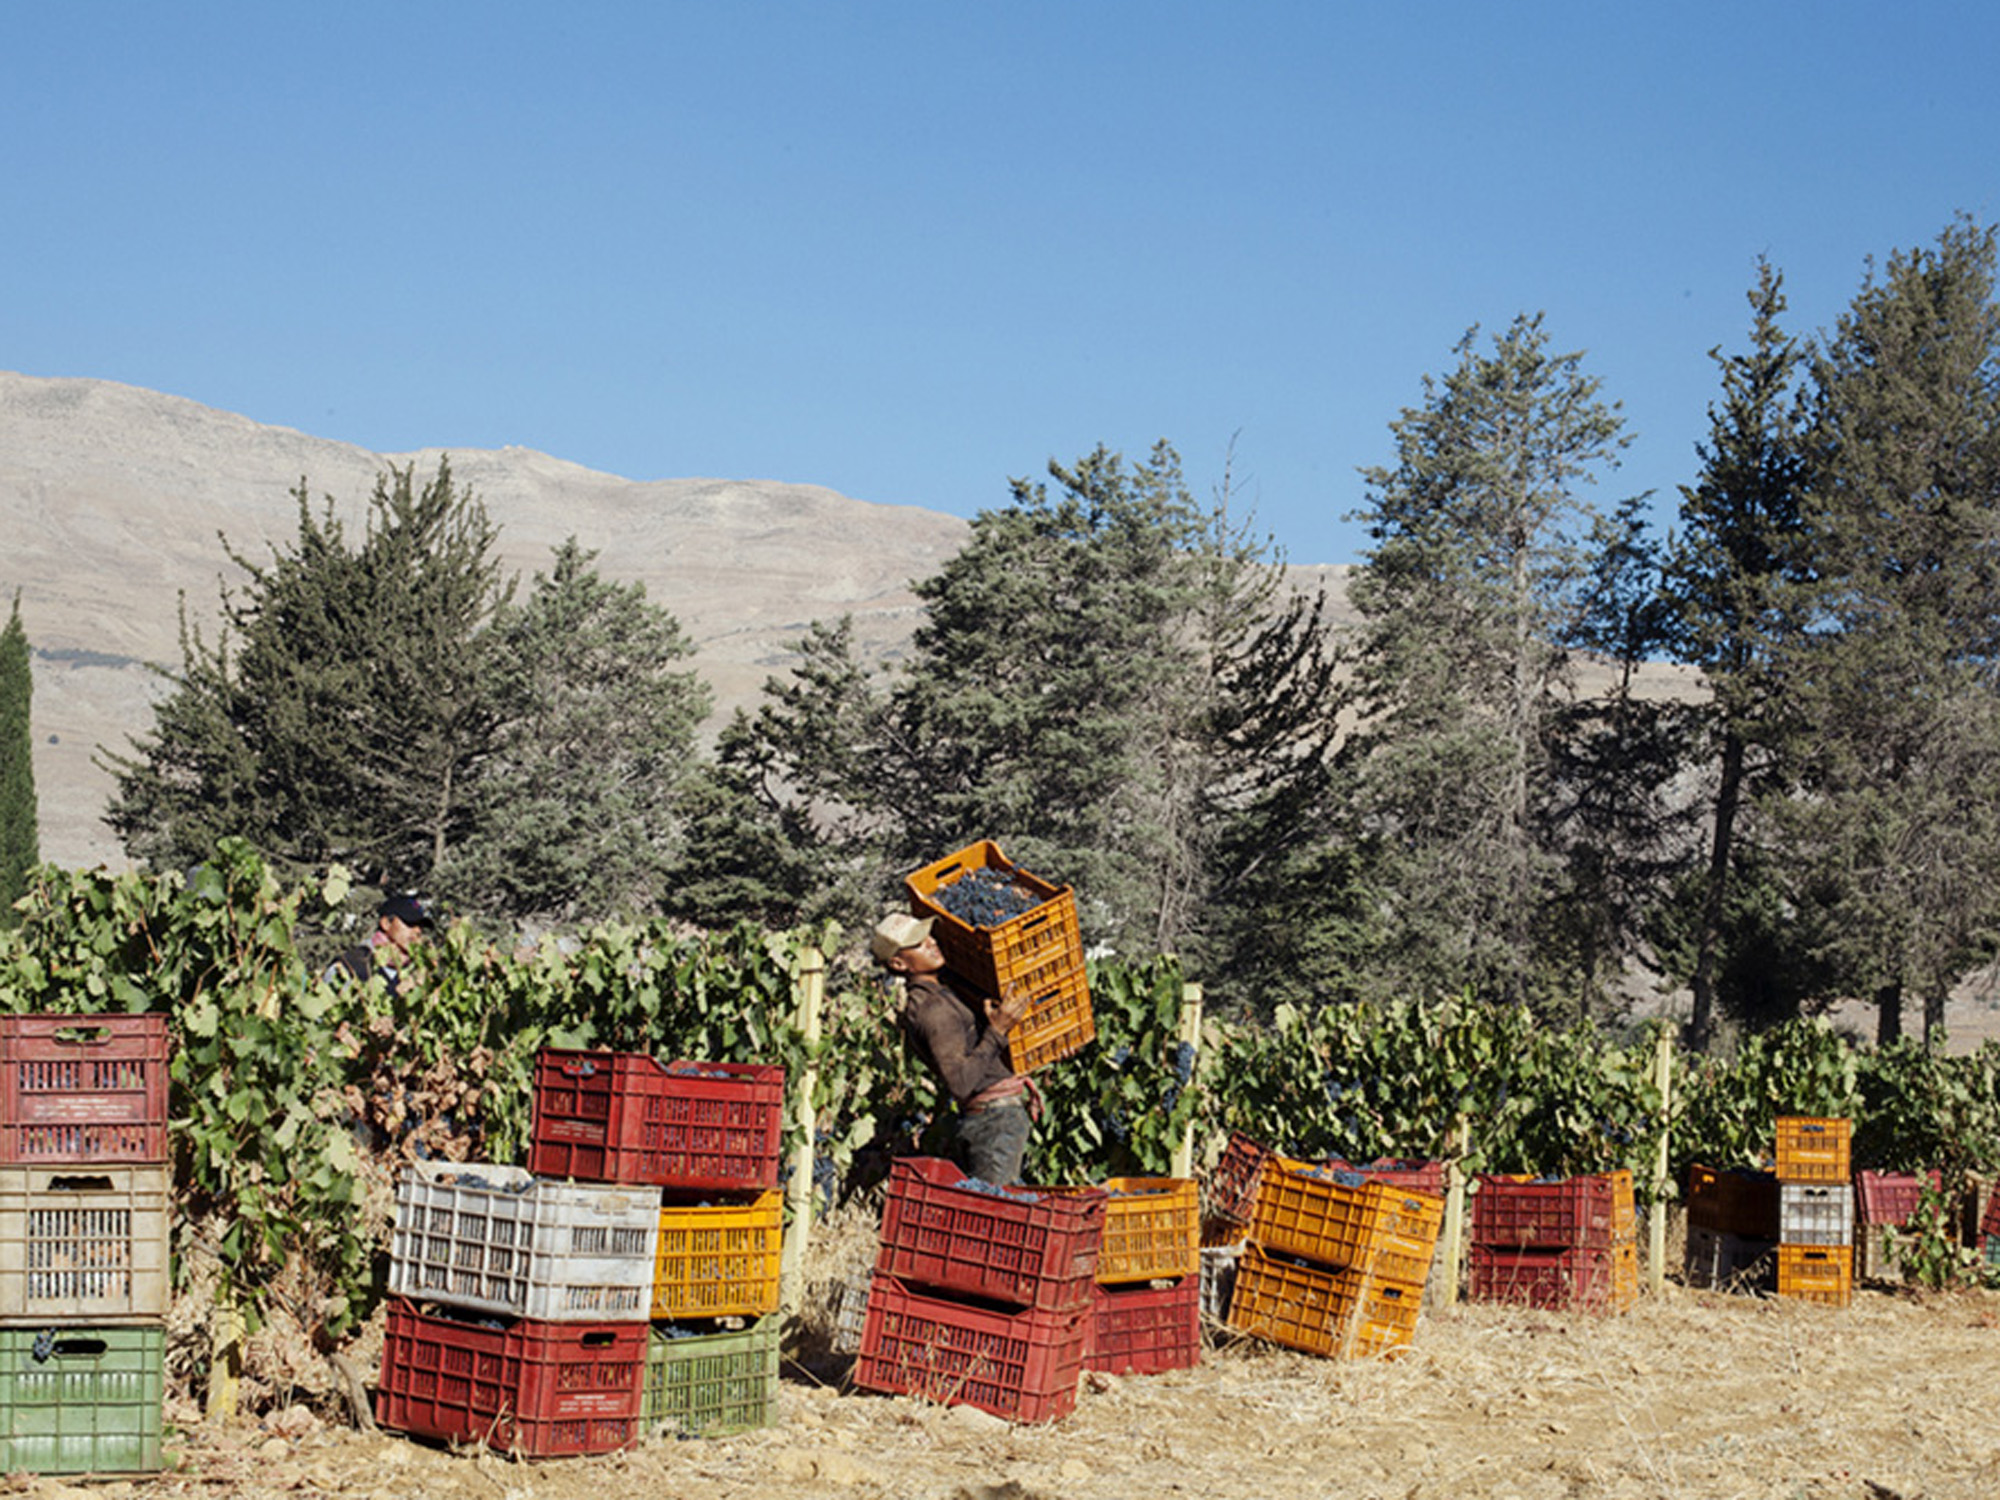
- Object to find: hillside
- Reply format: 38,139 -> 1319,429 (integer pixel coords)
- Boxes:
1,371 -> 985,869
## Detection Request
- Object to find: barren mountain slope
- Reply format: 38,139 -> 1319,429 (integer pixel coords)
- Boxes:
1,371 -> 972,868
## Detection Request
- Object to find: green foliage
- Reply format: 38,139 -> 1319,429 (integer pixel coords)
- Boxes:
0,594 -> 35,929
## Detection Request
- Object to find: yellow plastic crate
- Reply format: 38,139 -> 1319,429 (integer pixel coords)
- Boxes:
1251,1159 -> 1443,1284
651,1191 -> 782,1320
1227,1242 -> 1421,1360
1046,1178 -> 1199,1285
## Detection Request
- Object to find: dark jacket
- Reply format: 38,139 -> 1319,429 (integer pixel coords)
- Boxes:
899,972 -> 1013,1106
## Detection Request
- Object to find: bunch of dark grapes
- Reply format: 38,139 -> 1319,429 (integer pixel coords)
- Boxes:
932,867 -> 1043,929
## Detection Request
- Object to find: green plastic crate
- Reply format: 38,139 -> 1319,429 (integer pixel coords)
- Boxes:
643,1316 -> 780,1436
0,1323 -> 163,1475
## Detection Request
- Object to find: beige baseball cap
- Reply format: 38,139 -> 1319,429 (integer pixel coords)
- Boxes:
870,912 -> 935,963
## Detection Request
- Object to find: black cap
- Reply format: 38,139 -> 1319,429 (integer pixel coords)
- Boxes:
379,893 -> 434,929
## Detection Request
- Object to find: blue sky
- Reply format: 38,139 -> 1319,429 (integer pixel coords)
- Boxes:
6,3 -> 1995,567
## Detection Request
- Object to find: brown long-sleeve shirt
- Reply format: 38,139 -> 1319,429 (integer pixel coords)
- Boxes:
899,973 -> 1013,1106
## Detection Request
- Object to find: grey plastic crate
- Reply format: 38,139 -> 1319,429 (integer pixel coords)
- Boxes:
1779,1182 -> 1854,1247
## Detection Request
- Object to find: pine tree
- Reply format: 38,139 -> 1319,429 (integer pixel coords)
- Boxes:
446,537 -> 712,927
1769,217 -> 2000,1044
1660,260 -> 1816,1048
718,443 -> 1354,1004
104,459 -> 509,893
1347,312 -> 1635,1011
0,593 -> 38,926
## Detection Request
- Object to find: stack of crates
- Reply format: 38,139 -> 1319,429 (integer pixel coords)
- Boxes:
375,1049 -> 786,1453
1854,1169 -> 1938,1281
855,1156 -> 1105,1422
1773,1116 -> 1854,1308
1467,1172 -> 1638,1313
1226,1157 -> 1444,1359
904,840 -> 1095,1072
1683,1163 -> 1779,1291
1047,1178 -> 1201,1377
0,1013 -> 172,1478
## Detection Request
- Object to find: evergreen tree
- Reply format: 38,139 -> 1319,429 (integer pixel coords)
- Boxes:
0,593 -> 37,927
445,538 -> 712,927
104,459 -> 509,893
1659,260 -> 1816,1048
1347,312 -> 1635,1011
719,443 -> 1355,1006
1769,217 -> 2000,1044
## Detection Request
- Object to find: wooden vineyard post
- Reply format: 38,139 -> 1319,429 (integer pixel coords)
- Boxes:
780,945 -> 826,1316
1438,1112 -> 1470,1308
1650,1024 -> 1672,1297
207,1295 -> 242,1421
1171,983 -> 1203,1181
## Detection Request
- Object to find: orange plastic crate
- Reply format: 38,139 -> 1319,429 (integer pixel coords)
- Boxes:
1001,965 -> 1097,1074
651,1190 -> 782,1320
1776,1243 -> 1853,1307
1227,1243 -> 1422,1360
906,842 -> 1089,1024
1774,1117 -> 1851,1184
1045,1178 -> 1198,1285
1686,1163 -> 1780,1238
1251,1161 -> 1442,1283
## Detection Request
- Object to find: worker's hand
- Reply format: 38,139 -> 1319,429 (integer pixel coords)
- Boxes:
987,988 -> 1031,1034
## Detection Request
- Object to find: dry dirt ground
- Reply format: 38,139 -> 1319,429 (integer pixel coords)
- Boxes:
30,1235 -> 2000,1500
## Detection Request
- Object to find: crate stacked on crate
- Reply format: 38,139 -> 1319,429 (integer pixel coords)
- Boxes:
375,1049 -> 786,1454
1467,1171 -> 1638,1313
855,1156 -> 1105,1422
904,840 -> 1095,1073
1045,1177 -> 1201,1376
1196,1131 -> 1271,1325
1225,1157 -> 1444,1359
1854,1169 -> 1939,1282
1683,1162 -> 1779,1291
0,1013 -> 172,1478
1773,1116 -> 1854,1308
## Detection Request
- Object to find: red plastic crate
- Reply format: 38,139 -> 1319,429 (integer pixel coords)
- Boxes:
1250,1161 -> 1442,1284
0,1014 -> 169,1164
1086,1275 -> 1200,1376
854,1272 -> 1090,1424
527,1050 -> 784,1191
1468,1244 -> 1627,1312
373,1300 -> 647,1457
1327,1157 -> 1447,1195
1204,1131 -> 1273,1224
1226,1244 -> 1423,1360
1472,1175 -> 1620,1250
875,1156 -> 1103,1310
1857,1170 -> 1939,1228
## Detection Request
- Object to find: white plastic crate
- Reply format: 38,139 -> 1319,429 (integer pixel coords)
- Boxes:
1199,1243 -> 1242,1327
389,1161 -> 660,1321
0,1163 -> 171,1321
1779,1182 -> 1854,1247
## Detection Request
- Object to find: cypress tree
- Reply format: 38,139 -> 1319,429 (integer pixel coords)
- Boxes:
0,592 -> 37,926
